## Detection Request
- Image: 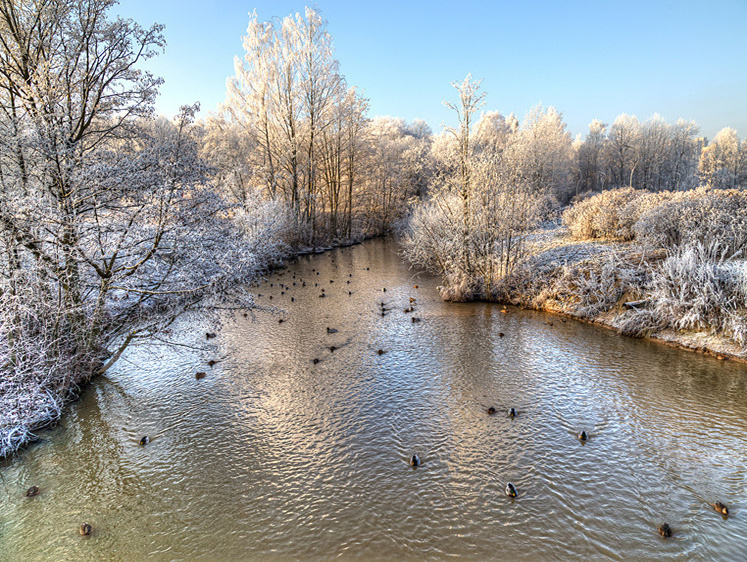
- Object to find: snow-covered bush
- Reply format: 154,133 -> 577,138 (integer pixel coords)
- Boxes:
563,187 -> 647,240
648,242 -> 743,333
634,189 -> 747,256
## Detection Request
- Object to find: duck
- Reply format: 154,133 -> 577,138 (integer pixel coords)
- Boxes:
508,407 -> 517,418
195,372 -> 206,380
207,360 -> 218,367
410,454 -> 421,467
578,431 -> 588,441
499,332 -> 505,338
25,486 -> 39,497
79,523 -> 93,536
658,523 -> 672,537
487,406 -> 497,415
205,332 -> 217,340
377,349 -> 386,355
140,436 -> 150,446
326,327 -> 338,334
312,358 -> 320,365
505,482 -> 518,497
712,502 -> 729,516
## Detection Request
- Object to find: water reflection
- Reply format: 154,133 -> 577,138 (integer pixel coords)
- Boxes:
1,238 -> 746,560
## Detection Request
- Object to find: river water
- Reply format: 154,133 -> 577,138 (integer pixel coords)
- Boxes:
1,238 -> 746,560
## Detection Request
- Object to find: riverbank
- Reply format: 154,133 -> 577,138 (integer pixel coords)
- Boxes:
490,223 -> 747,362
0,233 -> 370,460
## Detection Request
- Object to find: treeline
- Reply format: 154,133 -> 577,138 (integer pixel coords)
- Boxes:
202,8 -> 430,243
576,116 -> 746,194
205,6 -> 747,250
400,75 -> 747,301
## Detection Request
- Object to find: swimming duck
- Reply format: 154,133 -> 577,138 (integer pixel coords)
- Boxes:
505,482 -> 517,497
487,406 -> 497,415
658,523 -> 672,537
712,502 -> 729,516
412,317 -> 421,323
377,349 -> 385,355
578,431 -> 588,441
508,407 -> 517,418
195,372 -> 206,380
205,332 -> 217,340
25,486 -> 39,497
79,523 -> 93,536
499,332 -> 505,338
326,327 -> 338,334
139,436 -> 149,446
312,358 -> 320,365
410,454 -> 421,467
207,360 -> 218,367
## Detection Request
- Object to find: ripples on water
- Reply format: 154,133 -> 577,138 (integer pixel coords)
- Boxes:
1,238 -> 746,560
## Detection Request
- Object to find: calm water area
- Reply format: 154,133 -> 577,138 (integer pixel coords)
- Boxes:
1,238 -> 746,560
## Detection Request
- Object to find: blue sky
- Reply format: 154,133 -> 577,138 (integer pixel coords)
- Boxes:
115,0 -> 746,140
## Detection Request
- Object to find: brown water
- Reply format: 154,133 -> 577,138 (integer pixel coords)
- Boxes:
2,238 -> 746,560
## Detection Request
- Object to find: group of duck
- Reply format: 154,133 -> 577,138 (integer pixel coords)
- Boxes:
409,402 -> 729,539
28,255 -> 727,540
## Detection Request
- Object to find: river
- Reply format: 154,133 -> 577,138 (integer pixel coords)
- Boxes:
1,238 -> 746,560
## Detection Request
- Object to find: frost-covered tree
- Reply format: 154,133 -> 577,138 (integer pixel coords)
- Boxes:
607,114 -> 640,188
0,0 -> 282,444
699,128 -> 747,189
224,7 -> 369,243
509,104 -> 573,203
576,119 -> 608,194
442,74 -> 485,271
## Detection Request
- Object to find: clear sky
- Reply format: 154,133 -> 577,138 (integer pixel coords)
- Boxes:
115,0 -> 746,140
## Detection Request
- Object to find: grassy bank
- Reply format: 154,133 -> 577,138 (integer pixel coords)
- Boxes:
493,224 -> 747,361
486,188 -> 747,361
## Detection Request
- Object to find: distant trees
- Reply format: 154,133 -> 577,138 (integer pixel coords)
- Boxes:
223,8 -> 371,241
573,114 -> 703,194
699,127 -> 747,189
402,79 -> 548,300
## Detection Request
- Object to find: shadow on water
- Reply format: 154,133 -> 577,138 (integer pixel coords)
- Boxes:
1,238 -> 746,559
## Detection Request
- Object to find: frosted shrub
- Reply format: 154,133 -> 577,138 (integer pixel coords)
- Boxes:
234,193 -> 295,262
634,189 -> 747,256
401,193 -> 466,283
563,187 -> 646,240
524,252 -> 645,318
648,242 -> 742,332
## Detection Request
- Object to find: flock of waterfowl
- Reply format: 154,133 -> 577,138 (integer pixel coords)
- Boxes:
18,249 -> 733,542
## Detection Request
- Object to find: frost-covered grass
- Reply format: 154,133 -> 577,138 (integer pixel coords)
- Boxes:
488,223 -> 747,354
407,189 -> 747,355
563,186 -> 747,257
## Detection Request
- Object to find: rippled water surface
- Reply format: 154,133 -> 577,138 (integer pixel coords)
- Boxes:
2,238 -> 747,560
